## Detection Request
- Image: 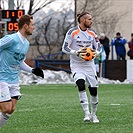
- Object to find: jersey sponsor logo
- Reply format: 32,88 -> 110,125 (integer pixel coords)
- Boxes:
77,41 -> 91,48
83,41 -> 91,44
77,44 -> 84,47
77,41 -> 82,43
13,52 -> 25,62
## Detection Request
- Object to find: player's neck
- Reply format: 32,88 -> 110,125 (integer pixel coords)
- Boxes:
18,30 -> 28,38
79,25 -> 87,31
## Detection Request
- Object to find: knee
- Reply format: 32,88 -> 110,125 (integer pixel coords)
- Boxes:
76,79 -> 86,91
89,86 -> 97,96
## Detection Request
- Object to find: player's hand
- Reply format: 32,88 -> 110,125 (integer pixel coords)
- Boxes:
32,67 -> 44,78
74,48 -> 87,58
90,48 -> 97,58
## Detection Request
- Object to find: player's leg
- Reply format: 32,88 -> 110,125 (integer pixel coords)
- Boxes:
73,71 -> 91,122
86,72 -> 99,123
0,82 -> 20,128
0,98 -> 18,128
76,79 -> 91,122
0,101 -> 13,128
88,86 -> 99,123
0,82 -> 14,128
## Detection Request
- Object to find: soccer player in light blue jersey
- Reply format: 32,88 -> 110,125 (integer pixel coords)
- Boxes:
0,14 -> 44,128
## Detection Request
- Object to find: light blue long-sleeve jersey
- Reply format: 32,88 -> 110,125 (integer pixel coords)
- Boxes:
0,33 -> 29,83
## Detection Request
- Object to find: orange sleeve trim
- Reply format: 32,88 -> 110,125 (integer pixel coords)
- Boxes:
72,29 -> 80,38
87,30 -> 95,37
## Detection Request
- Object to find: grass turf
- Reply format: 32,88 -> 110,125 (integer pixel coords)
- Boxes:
0,84 -> 132,133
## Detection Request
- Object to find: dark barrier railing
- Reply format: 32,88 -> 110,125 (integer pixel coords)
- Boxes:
34,59 -> 71,73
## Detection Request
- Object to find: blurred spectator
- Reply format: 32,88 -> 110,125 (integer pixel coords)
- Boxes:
94,56 -> 100,77
111,32 -> 127,60
99,33 -> 110,60
94,45 -> 106,77
127,33 -> 133,59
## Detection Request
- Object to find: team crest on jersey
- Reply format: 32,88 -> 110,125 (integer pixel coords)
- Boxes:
88,36 -> 91,40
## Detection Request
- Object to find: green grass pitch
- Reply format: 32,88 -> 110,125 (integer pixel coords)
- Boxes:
0,84 -> 132,133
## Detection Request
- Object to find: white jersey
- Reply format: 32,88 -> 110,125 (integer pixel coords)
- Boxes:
62,26 -> 101,69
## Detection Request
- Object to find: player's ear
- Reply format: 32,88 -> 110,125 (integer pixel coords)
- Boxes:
81,17 -> 85,22
24,24 -> 28,29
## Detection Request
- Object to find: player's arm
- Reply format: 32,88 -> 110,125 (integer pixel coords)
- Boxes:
20,61 -> 33,73
0,35 -> 14,50
20,61 -> 44,78
62,31 -> 86,57
62,32 -> 75,55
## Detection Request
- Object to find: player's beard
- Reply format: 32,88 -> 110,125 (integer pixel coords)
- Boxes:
84,21 -> 92,28
25,29 -> 32,35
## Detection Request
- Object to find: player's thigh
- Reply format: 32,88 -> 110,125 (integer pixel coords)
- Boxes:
86,74 -> 98,87
10,83 -> 21,111
0,82 -> 12,103
72,72 -> 86,82
10,83 -> 21,99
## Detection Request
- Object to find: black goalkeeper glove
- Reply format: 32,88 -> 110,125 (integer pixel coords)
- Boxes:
32,67 -> 44,78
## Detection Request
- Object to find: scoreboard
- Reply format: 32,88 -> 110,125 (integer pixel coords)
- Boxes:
1,10 -> 25,31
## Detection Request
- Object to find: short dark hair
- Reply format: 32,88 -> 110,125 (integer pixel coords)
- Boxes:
77,11 -> 90,23
131,33 -> 133,36
18,14 -> 33,29
116,32 -> 121,36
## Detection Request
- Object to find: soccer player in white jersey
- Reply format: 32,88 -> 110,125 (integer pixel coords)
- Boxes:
62,12 -> 102,123
0,15 -> 44,128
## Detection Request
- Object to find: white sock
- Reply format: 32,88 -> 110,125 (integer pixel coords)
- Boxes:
90,95 -> 98,115
78,91 -> 90,115
0,112 -> 11,128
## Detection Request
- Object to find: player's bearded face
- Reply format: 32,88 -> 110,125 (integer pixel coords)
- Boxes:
25,29 -> 32,35
84,20 -> 92,28
84,16 -> 92,28
25,20 -> 35,35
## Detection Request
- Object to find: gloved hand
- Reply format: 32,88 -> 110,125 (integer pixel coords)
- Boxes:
74,48 -> 87,59
90,48 -> 97,58
32,67 -> 44,78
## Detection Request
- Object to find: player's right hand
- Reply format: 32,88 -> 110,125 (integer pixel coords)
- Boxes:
74,48 -> 87,59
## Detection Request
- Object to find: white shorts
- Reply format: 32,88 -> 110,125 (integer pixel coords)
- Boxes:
0,82 -> 21,102
71,65 -> 98,87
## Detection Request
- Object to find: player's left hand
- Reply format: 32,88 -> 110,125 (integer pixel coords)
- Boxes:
90,48 -> 97,58
32,67 -> 44,78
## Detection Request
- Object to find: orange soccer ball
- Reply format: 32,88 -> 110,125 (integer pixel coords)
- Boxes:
83,47 -> 96,61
